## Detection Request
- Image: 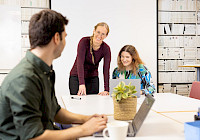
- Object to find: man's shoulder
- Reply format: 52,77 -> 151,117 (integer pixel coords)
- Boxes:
1,59 -> 39,91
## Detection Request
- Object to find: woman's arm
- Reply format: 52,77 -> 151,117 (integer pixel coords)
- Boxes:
138,65 -> 156,95
77,38 -> 87,95
102,45 -> 111,92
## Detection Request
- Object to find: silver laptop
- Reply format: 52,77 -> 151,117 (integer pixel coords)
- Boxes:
94,94 -> 155,137
127,94 -> 155,136
109,79 -> 141,98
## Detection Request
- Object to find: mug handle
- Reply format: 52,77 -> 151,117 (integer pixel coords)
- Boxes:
102,128 -> 109,139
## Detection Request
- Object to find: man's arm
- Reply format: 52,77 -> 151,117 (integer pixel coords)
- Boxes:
54,108 -> 89,124
31,108 -> 107,140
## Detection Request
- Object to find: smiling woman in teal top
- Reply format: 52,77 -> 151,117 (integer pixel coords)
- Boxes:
112,45 -> 156,95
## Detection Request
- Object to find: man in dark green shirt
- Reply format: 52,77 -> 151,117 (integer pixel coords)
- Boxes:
0,9 -> 107,140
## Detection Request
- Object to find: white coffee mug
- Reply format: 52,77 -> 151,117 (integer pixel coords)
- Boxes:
102,121 -> 129,140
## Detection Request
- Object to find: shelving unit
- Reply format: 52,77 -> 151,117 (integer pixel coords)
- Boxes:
0,0 -> 50,85
158,0 -> 200,96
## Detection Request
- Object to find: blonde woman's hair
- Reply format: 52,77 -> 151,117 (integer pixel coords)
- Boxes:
117,45 -> 144,74
90,22 -> 109,64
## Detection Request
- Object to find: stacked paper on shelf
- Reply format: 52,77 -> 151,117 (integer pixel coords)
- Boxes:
158,72 -> 171,83
184,24 -> 196,35
20,0 -> 49,8
158,85 -> 164,93
197,48 -> 200,59
21,35 -> 30,48
163,83 -> 171,92
164,24 -> 171,34
158,60 -> 165,70
158,0 -> 171,11
197,36 -> 200,46
158,24 -> 165,35
159,72 -> 171,83
159,12 -> 171,23
184,48 -> 197,59
158,47 -> 168,59
171,24 -> 184,35
197,25 -> 200,35
158,0 -> 196,11
21,8 -> 42,20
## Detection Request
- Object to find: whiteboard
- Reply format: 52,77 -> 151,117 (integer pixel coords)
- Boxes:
0,5 -> 21,69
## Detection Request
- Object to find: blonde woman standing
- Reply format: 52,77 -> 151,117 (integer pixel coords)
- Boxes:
69,22 -> 111,96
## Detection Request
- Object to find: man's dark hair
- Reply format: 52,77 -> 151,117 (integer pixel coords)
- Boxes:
29,9 -> 68,49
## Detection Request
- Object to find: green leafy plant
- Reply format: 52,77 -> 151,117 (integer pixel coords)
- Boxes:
112,81 -> 137,102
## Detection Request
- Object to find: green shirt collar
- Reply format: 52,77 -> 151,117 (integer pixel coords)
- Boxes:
26,50 -> 52,74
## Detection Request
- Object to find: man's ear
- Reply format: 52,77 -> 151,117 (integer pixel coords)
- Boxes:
53,32 -> 60,45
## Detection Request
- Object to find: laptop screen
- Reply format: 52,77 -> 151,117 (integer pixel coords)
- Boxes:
109,79 -> 141,98
132,94 -> 155,134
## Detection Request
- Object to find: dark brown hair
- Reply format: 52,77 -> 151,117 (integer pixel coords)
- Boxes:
29,9 -> 68,49
117,45 -> 144,74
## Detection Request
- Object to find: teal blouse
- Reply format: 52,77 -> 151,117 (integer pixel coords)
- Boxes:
112,64 -> 156,95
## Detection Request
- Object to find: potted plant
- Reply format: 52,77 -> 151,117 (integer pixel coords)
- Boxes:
112,81 -> 137,120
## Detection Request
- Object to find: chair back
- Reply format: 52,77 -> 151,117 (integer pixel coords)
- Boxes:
189,81 -> 200,100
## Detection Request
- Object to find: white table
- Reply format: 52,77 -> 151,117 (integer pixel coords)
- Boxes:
61,95 -> 114,115
138,93 -> 200,113
61,93 -> 200,140
160,112 -> 196,124
79,111 -> 184,140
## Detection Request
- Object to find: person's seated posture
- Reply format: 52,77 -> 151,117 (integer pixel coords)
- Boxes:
112,45 -> 156,95
0,9 -> 107,140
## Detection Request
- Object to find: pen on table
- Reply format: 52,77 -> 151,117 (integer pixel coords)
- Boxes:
71,97 -> 81,100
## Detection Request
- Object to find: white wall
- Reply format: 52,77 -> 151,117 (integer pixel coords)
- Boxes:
0,5 -> 21,69
51,0 -> 157,105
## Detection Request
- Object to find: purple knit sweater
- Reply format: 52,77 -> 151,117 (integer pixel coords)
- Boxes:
70,37 -> 111,91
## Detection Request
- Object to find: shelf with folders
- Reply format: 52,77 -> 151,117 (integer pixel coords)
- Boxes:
20,1 -> 50,59
157,0 -> 200,96
158,35 -> 200,47
158,0 -> 199,11
159,70 -> 195,72
158,83 -> 192,96
159,34 -> 196,36
158,47 -> 197,59
20,0 -> 49,8
158,71 -> 195,84
158,59 -> 197,71
158,23 -> 197,35
158,11 -> 197,24
21,8 -> 48,20
21,6 -> 49,9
